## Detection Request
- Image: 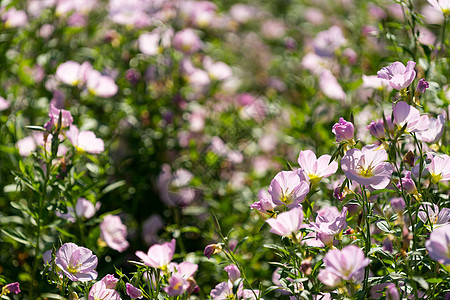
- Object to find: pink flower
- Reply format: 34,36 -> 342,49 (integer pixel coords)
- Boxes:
57,198 -> 97,222
393,101 -> 430,133
427,0 -> 450,15
126,283 -> 143,299
341,144 -> 393,189
204,243 -> 222,259
386,283 -> 400,300
313,25 -> 347,57
136,239 -> 176,269
268,171 -> 309,208
425,223 -> 450,265
2,8 -> 27,28
310,206 -> 347,247
203,57 -> 233,81
0,96 -> 10,111
66,125 -> 104,154
86,70 -> 118,98
390,197 -> 406,214
165,262 -> 198,296
173,28 -> 202,55
224,265 -> 240,283
56,61 -> 91,86
157,164 -> 196,207
332,117 -> 354,143
3,282 -> 20,294
298,150 -> 338,184
417,115 -> 445,143
101,274 -> 119,289
321,245 -> 369,282
16,136 -> 37,156
319,70 -> 346,101
418,203 -> 450,229
367,119 -> 385,139
49,104 -> 73,129
210,281 -> 234,299
88,281 -> 120,300
251,189 -> 275,215
426,154 -> 450,183
397,171 -> 417,194
266,207 -> 304,239
377,61 -> 416,90
361,75 -> 392,90
318,269 -> 342,287
55,243 -> 98,281
100,215 -> 129,252
138,31 -> 160,56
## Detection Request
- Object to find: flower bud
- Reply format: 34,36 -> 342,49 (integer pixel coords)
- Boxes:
204,243 -> 222,259
224,265 -> 241,283
386,283 -> 399,300
367,119 -> 385,139
332,117 -> 354,143
390,197 -> 406,214
397,171 -> 417,194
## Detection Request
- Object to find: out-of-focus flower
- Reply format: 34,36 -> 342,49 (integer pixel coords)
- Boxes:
319,70 -> 346,101
138,31 -> 160,56
157,164 -> 196,207
142,214 -> 164,245
56,61 -> 91,86
426,154 -> 450,183
318,269 -> 342,288
341,144 -> 393,189
390,197 -> 406,214
362,75 -> 392,91
204,243 -> 222,259
66,125 -> 105,154
268,171 -> 309,208
179,1 -> 217,27
224,265 -> 240,283
173,28 -> 202,55
0,96 -> 10,111
55,243 -> 98,281
57,198 -> 97,222
203,57 -> 233,81
332,117 -> 354,143
377,61 -> 416,90
320,245 -> 369,284
126,283 -> 143,299
425,223 -> 450,265
100,215 -> 129,252
310,206 -> 347,247
298,150 -> 338,185
428,0 -> 450,15
418,115 -> 445,143
313,25 -> 347,57
2,8 -> 27,28
16,136 -> 38,157
2,282 -> 20,295
386,284 -> 400,300
86,70 -> 118,98
266,207 -> 304,240
135,239 -> 176,270
418,203 -> 450,229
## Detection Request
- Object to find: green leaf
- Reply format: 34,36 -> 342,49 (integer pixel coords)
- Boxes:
413,276 -> 429,290
101,180 -> 126,195
233,237 -> 249,253
376,220 -> 392,233
1,228 -> 31,246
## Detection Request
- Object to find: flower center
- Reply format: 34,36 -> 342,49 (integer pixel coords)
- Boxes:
281,188 -> 294,204
357,165 -> 374,178
67,263 -> 80,275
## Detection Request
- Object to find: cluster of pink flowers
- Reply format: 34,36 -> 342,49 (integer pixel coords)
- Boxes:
56,61 -> 118,98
